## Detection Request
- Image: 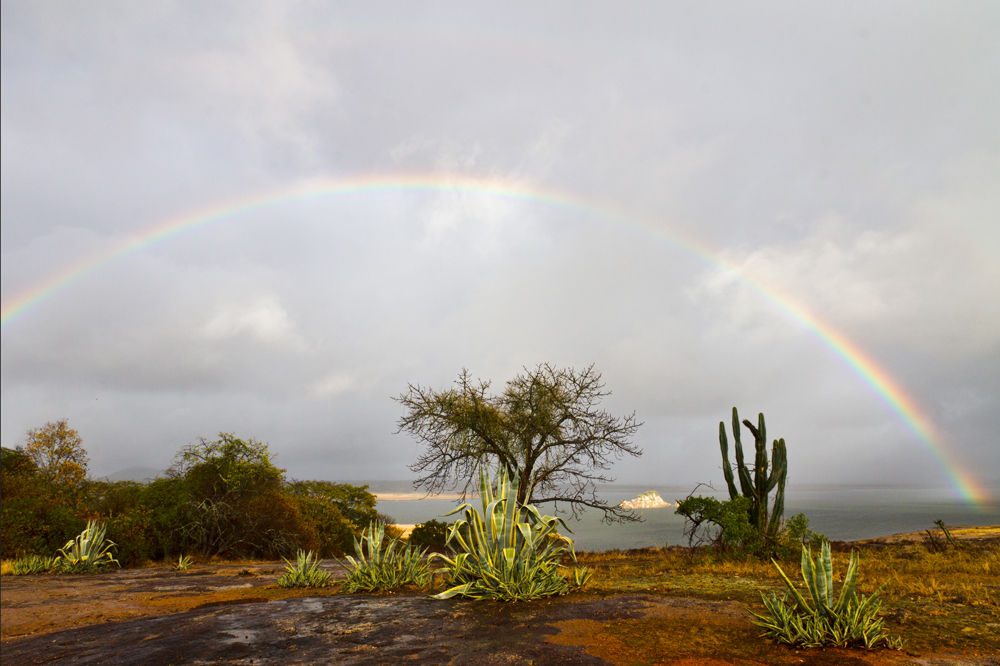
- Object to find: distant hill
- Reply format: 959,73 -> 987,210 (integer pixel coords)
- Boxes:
102,466 -> 164,483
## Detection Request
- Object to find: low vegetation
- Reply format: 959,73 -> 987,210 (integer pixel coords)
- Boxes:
1,430 -> 380,565
277,550 -> 332,588
431,469 -> 591,601
751,541 -> 902,649
339,522 -> 428,592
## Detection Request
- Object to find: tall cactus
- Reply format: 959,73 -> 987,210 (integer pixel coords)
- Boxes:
719,407 -> 787,538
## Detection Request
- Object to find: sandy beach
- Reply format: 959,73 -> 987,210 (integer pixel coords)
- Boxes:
374,492 -> 468,501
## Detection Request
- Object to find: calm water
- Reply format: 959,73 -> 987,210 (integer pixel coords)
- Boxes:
376,485 -> 1000,552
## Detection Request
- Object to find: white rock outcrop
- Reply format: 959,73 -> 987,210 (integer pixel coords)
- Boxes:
618,491 -> 673,510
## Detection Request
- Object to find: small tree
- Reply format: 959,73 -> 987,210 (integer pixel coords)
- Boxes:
169,433 -> 305,558
23,420 -> 88,487
396,363 -> 643,522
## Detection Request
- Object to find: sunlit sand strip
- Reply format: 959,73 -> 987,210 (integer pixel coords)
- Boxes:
374,492 -> 469,501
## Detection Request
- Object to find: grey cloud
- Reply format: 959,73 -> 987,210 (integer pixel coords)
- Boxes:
2,2 -> 998,491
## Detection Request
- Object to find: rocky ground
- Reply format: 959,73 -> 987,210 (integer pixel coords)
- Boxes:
2,529 -> 997,666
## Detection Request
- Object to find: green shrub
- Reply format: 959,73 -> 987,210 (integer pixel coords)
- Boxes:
278,550 -> 331,588
1,497 -> 86,560
431,469 -> 586,601
750,541 -> 902,649
339,522 -> 428,592
12,554 -> 57,575
408,519 -> 451,550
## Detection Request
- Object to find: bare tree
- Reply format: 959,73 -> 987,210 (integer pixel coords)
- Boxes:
395,363 -> 643,523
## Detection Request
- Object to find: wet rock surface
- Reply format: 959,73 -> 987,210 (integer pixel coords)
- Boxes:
2,593 -> 656,665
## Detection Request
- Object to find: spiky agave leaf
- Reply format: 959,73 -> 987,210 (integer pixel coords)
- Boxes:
751,542 -> 901,650
430,468 -> 580,602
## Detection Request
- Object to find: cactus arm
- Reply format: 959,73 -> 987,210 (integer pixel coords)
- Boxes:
766,439 -> 788,536
719,421 -> 740,500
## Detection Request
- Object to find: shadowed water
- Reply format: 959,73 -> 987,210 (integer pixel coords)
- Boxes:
376,485 -> 1000,552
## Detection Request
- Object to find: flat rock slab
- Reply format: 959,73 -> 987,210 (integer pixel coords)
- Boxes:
2,593 -> 645,665
5,592 -> 992,666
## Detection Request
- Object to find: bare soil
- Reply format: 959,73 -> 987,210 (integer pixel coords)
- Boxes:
2,530 -> 998,665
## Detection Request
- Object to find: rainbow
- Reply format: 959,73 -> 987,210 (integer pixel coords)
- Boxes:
0,173 -> 990,505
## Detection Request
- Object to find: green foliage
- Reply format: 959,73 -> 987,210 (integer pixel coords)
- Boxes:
339,522 -> 429,592
56,520 -> 120,573
569,565 -> 594,589
750,542 -> 903,649
12,554 -> 57,575
408,519 -> 451,550
431,469 -> 583,601
675,495 -> 755,551
784,513 -> 825,548
171,434 -> 308,559
1,496 -> 86,560
174,554 -> 193,571
719,407 -> 787,539
1,446 -> 38,477
277,550 -> 332,588
285,480 -> 378,528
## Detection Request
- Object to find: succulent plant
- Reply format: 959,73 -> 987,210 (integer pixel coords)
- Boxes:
719,407 -> 787,538
431,468 -> 587,601
338,522 -> 428,592
278,550 -> 331,588
750,541 -> 902,649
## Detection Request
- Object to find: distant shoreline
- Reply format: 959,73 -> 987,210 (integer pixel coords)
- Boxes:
375,492 -> 468,501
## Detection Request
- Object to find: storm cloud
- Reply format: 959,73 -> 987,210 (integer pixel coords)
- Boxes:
2,2 -> 998,496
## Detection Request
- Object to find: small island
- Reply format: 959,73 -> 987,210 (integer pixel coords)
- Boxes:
618,490 -> 673,510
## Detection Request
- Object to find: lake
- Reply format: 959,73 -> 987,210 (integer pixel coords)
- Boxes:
375,485 -> 1000,552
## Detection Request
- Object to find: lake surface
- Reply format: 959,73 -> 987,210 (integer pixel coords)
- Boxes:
376,485 -> 1000,552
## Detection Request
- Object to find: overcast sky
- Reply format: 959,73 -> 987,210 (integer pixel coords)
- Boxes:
2,2 -> 998,497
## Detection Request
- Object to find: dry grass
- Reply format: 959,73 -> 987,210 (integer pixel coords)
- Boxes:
574,534 -> 1000,654
0,560 -> 13,576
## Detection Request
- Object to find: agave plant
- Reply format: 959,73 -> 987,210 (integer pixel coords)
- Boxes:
431,468 -> 588,601
278,550 -> 331,588
173,554 -> 194,571
339,522 -> 429,592
12,554 -> 57,575
56,520 -> 119,573
750,541 -> 902,649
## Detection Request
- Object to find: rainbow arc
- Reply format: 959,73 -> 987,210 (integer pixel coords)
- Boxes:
0,173 -> 989,506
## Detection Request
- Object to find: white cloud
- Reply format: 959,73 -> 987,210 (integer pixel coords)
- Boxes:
203,297 -> 301,346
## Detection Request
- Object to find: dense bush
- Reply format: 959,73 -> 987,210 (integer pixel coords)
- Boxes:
675,494 -> 824,560
408,519 -> 451,550
0,432 -> 379,566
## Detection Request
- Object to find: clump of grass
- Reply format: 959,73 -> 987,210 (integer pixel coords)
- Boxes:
339,522 -> 428,592
11,555 -> 57,575
0,560 -> 13,576
277,550 -> 331,588
173,555 -> 193,571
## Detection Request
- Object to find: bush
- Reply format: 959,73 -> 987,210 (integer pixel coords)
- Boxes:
675,496 -> 823,560
339,522 -> 428,592
750,541 -> 902,649
408,519 -> 451,550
